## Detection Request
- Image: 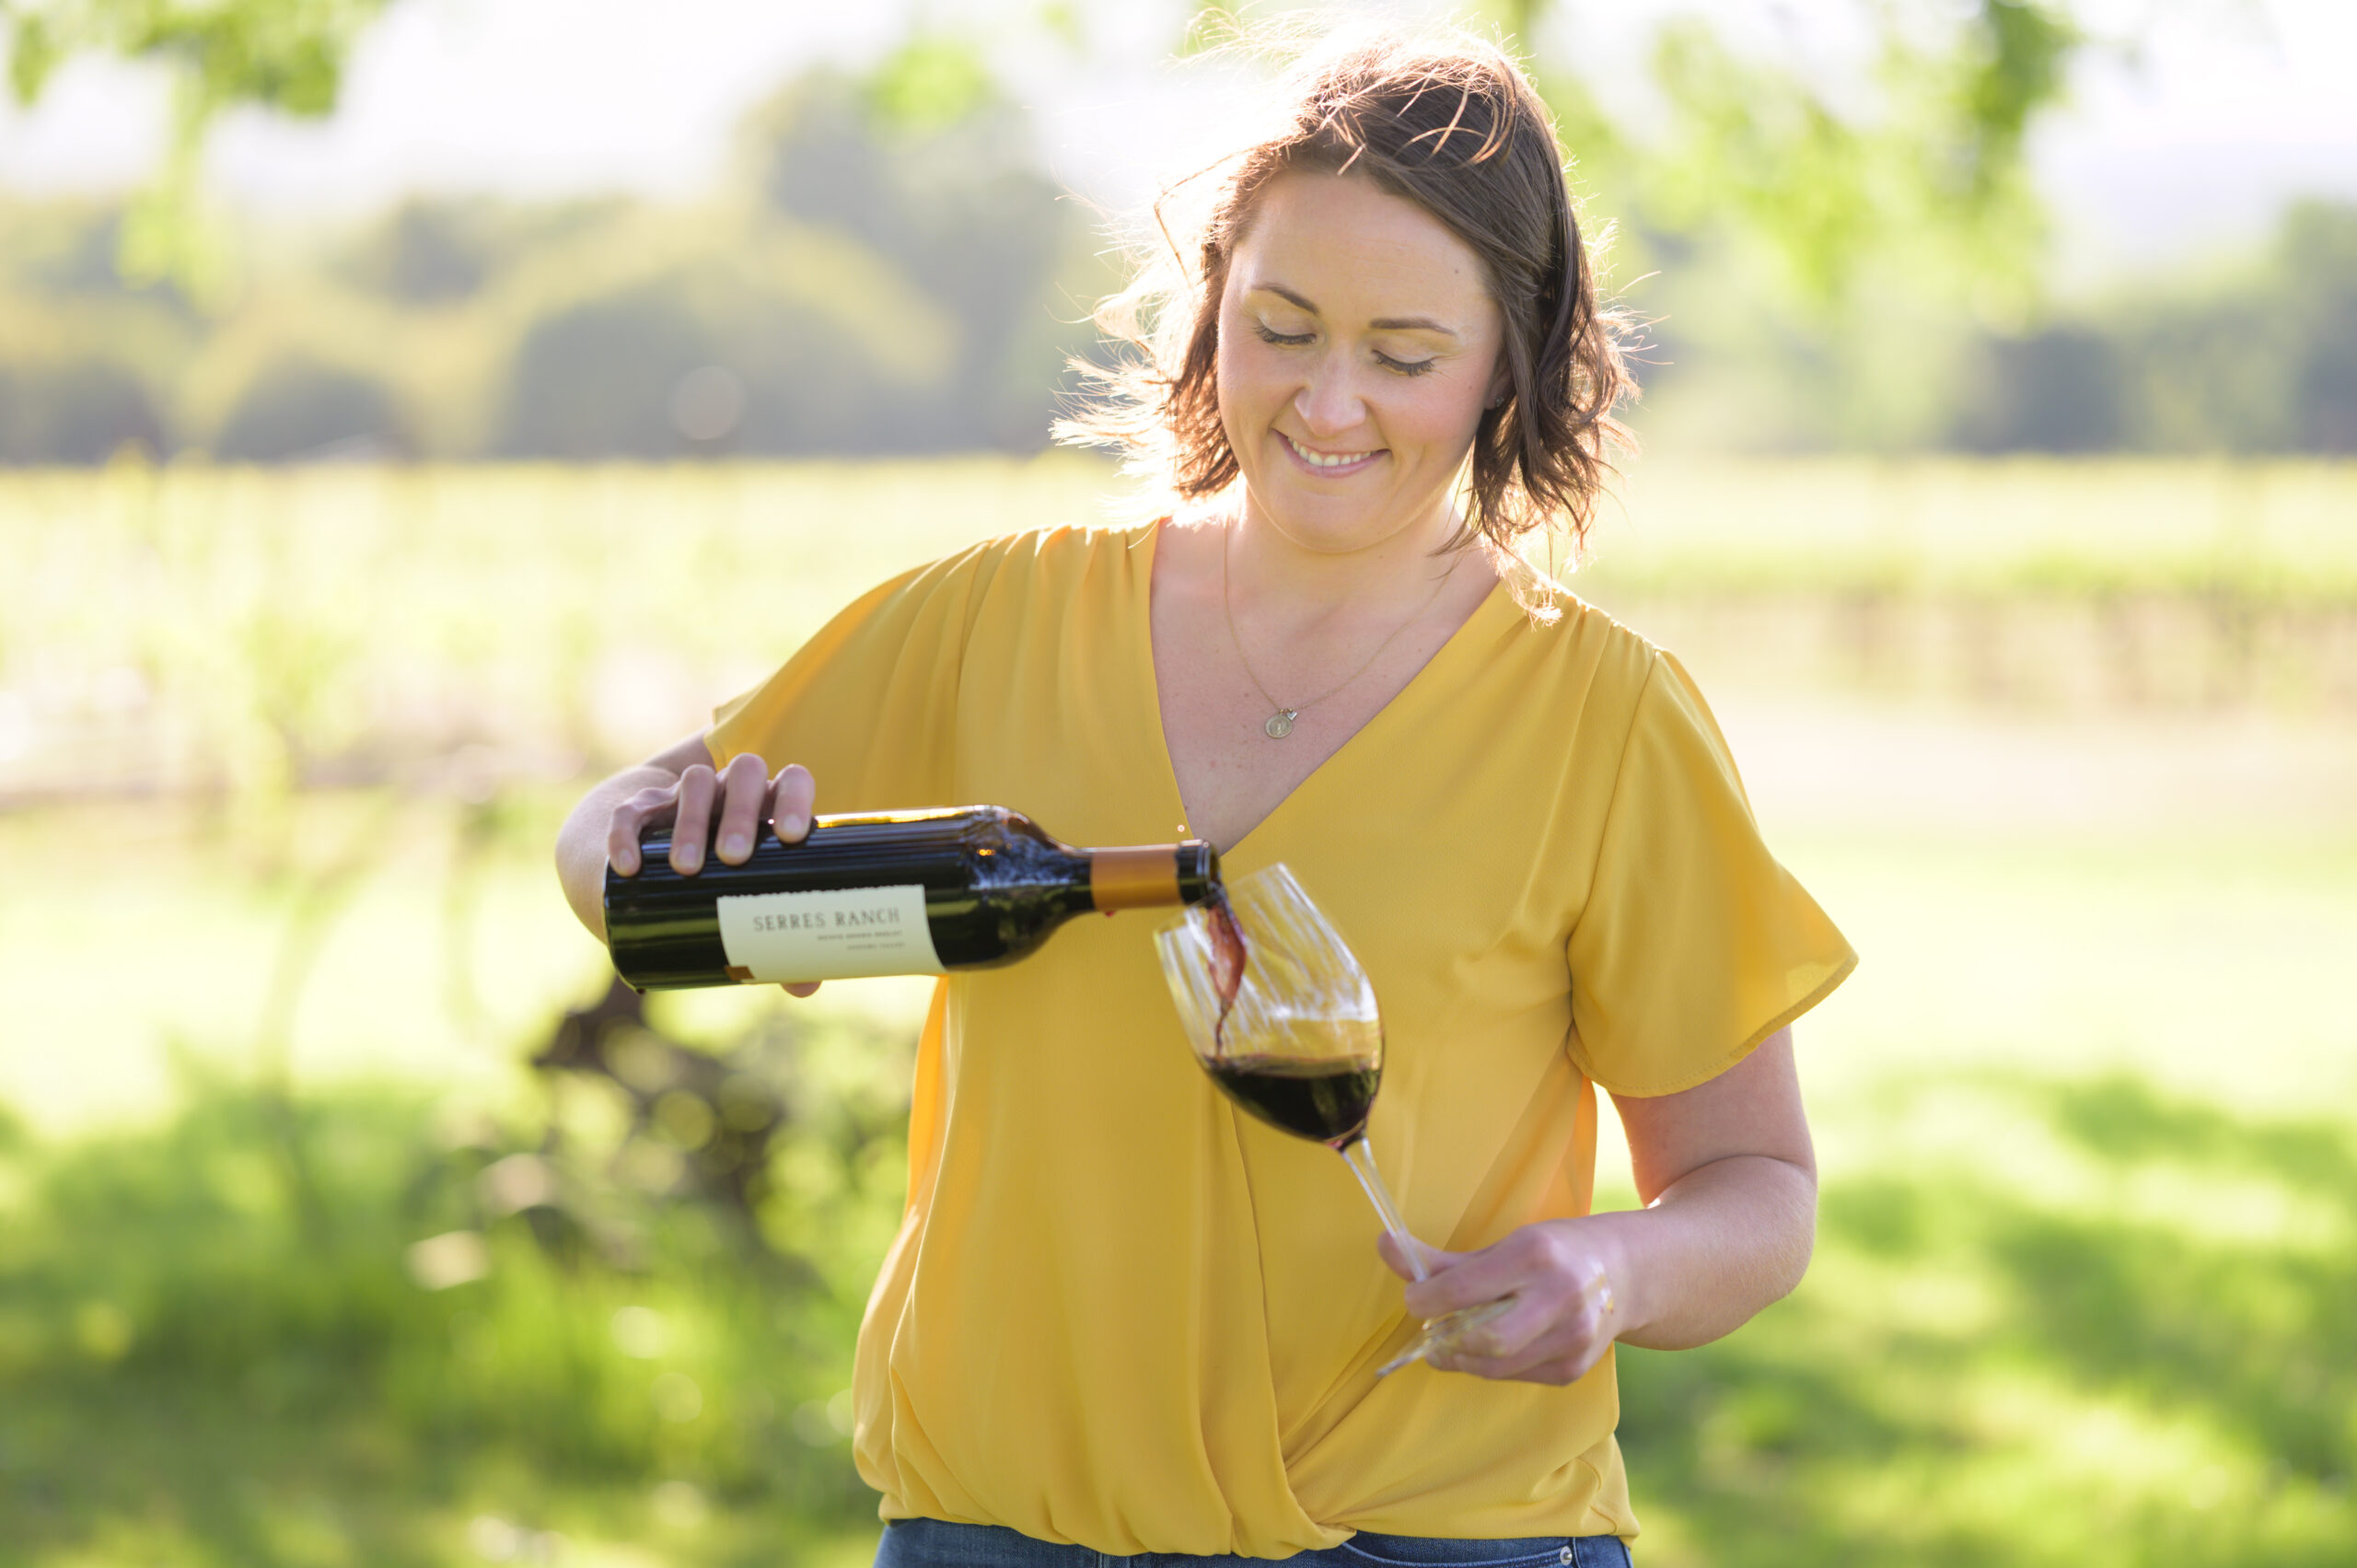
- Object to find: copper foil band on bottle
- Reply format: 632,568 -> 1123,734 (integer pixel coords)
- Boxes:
1088,845 -> 1183,912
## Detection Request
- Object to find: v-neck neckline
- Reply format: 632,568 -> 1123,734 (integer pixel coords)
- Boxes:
1133,516 -> 1515,858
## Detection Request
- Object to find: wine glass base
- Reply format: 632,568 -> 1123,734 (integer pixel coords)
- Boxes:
1376,1295 -> 1515,1377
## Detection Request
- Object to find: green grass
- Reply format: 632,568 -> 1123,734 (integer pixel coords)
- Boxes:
1616,1073 -> 2357,1567
1577,458 -> 2357,604
4,1065 -> 2347,1565
0,1027 -> 912,1567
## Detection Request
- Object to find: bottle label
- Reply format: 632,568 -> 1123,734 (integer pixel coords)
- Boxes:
716,885 -> 944,981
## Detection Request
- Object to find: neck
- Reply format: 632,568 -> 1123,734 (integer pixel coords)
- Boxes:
1225,492 -> 1469,624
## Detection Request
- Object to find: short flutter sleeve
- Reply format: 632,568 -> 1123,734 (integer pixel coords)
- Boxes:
703,541 -> 1001,811
1565,652 -> 1856,1098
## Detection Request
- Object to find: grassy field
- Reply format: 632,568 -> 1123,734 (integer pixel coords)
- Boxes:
1,459 -> 2351,1565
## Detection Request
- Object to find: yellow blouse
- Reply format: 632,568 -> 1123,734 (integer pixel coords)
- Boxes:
706,520 -> 1855,1557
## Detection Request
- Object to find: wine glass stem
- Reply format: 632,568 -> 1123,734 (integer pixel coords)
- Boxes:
1339,1136 -> 1429,1283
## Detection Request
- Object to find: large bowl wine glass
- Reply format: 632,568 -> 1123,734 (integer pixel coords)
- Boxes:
1156,864 -> 1509,1376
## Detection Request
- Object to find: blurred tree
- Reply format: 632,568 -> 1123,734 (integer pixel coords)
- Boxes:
334,198 -> 506,306
2280,202 -> 2357,451
1951,327 -> 2125,453
496,267 -> 943,461
0,356 -> 165,461
214,355 -> 405,461
0,2 -> 2338,461
737,47 -> 1098,451
1955,199 -> 2357,455
487,200 -> 966,459
1,0 -> 393,294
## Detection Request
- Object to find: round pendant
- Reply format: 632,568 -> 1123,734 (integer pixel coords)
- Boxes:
1263,710 -> 1297,738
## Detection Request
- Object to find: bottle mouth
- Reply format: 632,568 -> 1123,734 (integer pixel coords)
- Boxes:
1176,841 -> 1223,905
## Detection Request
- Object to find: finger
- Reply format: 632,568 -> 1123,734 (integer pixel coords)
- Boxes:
608,784 -> 679,877
769,763 -> 816,843
1456,1281 -> 1609,1370
1435,1295 -> 1545,1363
1443,1266 -> 1601,1361
1376,1232 -> 1471,1282
782,981 -> 822,998
1403,1224 -> 1593,1319
1419,1238 -> 1613,1358
713,753 -> 769,865
670,764 -> 717,875
1401,1238 -> 1532,1318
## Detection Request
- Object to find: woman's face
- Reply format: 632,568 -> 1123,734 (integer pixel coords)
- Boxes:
1216,168 -> 1505,557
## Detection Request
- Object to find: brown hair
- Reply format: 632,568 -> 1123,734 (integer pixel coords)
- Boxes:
1056,21 -> 1633,564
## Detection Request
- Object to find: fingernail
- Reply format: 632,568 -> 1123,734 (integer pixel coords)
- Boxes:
721,832 -> 748,859
778,813 -> 807,839
679,848 -> 702,873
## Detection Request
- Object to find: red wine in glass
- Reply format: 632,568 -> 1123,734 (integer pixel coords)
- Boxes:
1202,1053 -> 1380,1146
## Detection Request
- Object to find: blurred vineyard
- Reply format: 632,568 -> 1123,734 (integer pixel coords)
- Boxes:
7,455 -> 2353,799
1,457 -> 2352,1566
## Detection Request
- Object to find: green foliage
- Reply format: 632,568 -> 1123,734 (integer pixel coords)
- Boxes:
0,1011 -> 910,1562
1492,0 -> 2083,312
3,0 -> 391,293
1485,0 -> 2099,451
1959,0 -> 2078,195
2,0 -> 383,115
865,34 -> 995,134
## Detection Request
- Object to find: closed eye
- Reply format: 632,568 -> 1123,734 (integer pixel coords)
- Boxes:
1376,352 -> 1438,377
1253,322 -> 1314,347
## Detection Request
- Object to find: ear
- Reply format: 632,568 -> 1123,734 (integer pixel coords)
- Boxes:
1484,354 -> 1513,412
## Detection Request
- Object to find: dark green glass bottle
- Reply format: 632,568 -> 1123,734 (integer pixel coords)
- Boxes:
605,806 -> 1221,991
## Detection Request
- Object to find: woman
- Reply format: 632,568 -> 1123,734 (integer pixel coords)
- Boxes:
556,25 -> 1852,1566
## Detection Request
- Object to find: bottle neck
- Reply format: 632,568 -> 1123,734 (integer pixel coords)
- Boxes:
1087,842 -> 1221,913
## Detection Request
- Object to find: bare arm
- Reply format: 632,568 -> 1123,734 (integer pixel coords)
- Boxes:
553,734 -> 819,993
1381,1028 -> 1815,1381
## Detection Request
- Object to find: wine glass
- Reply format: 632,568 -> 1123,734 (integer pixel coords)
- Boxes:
1155,864 -> 1510,1376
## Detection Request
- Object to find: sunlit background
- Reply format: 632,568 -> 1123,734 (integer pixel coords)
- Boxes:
1,2 -> 2351,1564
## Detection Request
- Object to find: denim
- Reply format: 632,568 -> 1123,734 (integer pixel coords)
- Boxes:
876,1516 -> 1632,1568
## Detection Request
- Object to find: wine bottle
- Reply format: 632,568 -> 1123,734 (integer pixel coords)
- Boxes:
605,806 -> 1221,991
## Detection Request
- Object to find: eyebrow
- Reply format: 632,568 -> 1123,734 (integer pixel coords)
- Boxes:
1250,282 -> 1459,338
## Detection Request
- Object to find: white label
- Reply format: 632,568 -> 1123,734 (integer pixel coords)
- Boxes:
716,885 -> 943,982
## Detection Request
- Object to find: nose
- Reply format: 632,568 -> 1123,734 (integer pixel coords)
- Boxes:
1292,350 -> 1369,441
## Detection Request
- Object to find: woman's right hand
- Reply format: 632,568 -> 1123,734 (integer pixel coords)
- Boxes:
607,751 -> 816,879
583,746 -> 821,995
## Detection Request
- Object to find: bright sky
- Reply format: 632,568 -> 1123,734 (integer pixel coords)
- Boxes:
1,0 -> 2352,281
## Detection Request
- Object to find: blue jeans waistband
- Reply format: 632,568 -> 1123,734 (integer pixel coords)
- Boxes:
876,1516 -> 1633,1567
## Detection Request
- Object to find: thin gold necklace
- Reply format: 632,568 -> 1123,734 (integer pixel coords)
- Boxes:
1221,518 -> 1460,739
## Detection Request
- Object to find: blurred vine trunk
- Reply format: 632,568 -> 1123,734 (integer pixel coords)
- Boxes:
250,789 -> 400,1240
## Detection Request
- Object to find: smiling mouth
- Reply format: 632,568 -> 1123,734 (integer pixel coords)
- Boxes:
1278,431 -> 1383,471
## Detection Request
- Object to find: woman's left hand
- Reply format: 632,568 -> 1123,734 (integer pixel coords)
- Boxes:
1376,1222 -> 1620,1385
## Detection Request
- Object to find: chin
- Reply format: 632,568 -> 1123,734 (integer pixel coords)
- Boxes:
1249,479 -> 1419,555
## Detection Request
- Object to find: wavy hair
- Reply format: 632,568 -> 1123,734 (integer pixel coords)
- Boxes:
1055,21 -> 1633,570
